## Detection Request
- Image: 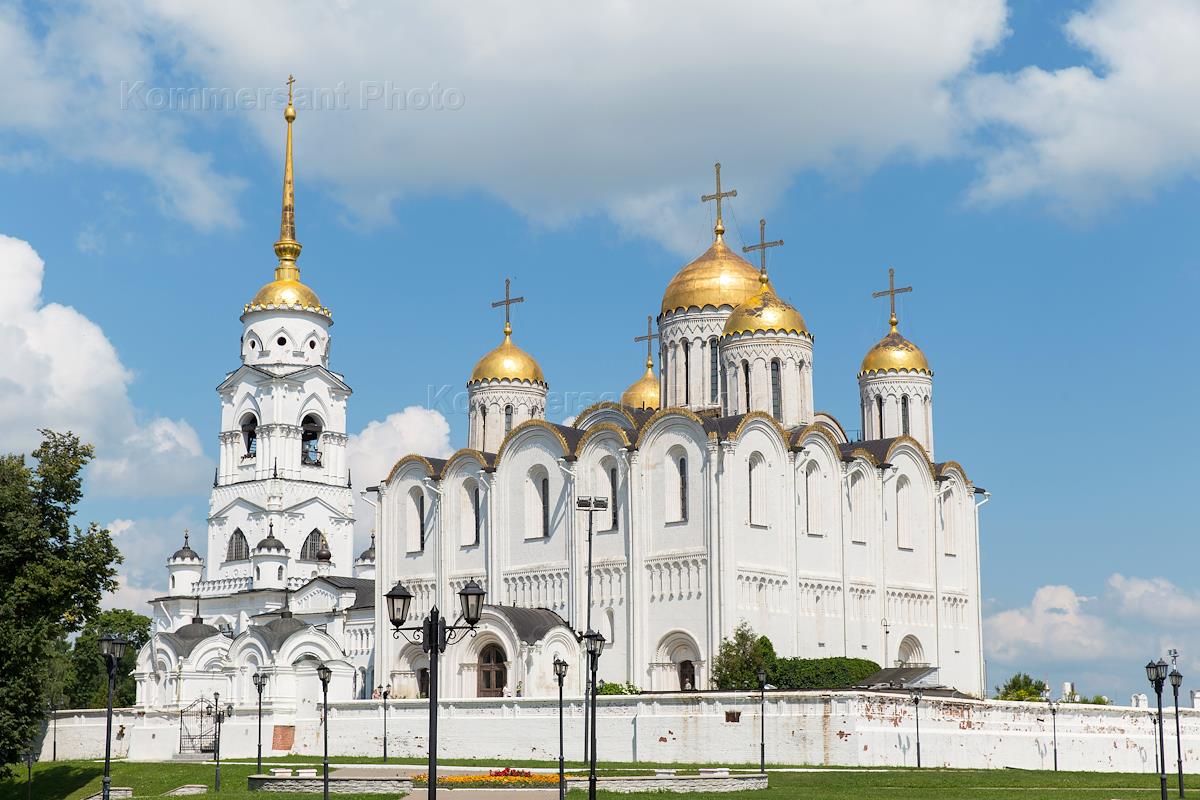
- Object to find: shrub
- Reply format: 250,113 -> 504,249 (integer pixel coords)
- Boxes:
597,681 -> 641,695
712,622 -> 879,690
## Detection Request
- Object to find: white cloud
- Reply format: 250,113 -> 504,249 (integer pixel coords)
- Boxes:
985,584 -> 1124,665
347,407 -> 454,540
99,509 -> 202,612
1107,573 -> 1200,627
0,233 -> 213,496
963,0 -> 1200,212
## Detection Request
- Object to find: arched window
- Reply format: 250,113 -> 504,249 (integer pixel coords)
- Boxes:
896,475 -> 913,550
527,467 -> 551,539
473,485 -> 482,545
170,575 -> 176,588
301,414 -> 323,466
901,395 -> 911,436
709,338 -> 719,404
478,644 -> 507,697
277,565 -> 284,580
504,405 -> 514,435
742,360 -> 752,412
876,395 -> 884,437
300,529 -> 327,560
804,461 -> 822,536
849,473 -> 868,544
748,453 -> 766,526
678,456 -> 688,522
226,529 -> 249,561
682,340 -> 691,405
462,480 -> 482,547
679,659 -> 696,691
770,359 -> 782,420
255,566 -> 261,581
479,405 -> 488,447
540,477 -> 550,537
240,413 -> 258,459
609,466 -> 619,530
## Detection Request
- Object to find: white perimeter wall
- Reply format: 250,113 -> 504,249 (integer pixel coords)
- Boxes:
37,692 -> 1197,774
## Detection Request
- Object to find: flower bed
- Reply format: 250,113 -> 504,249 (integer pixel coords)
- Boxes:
413,768 -> 562,787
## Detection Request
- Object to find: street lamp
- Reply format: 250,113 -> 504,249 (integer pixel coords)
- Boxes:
252,672 -> 268,774
388,579 -> 486,799
554,657 -> 569,800
210,693 -> 230,792
98,633 -> 128,800
317,663 -> 333,800
910,690 -> 923,769
576,496 -> 608,761
1148,659 -> 1170,800
1043,689 -> 1059,772
1170,668 -> 1185,798
584,630 -> 605,800
757,668 -> 768,773
377,684 -> 391,763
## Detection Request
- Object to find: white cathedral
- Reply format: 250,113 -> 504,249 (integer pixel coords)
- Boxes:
134,87 -> 987,715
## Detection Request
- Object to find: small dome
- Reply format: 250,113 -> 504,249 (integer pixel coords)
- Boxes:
859,322 -> 932,377
470,325 -> 546,385
170,531 -> 201,562
316,542 -> 332,562
255,529 -> 287,553
621,359 -> 660,410
357,534 -> 376,563
722,275 -> 809,338
661,238 -> 762,315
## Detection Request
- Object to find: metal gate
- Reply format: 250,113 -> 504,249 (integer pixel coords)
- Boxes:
178,697 -> 215,753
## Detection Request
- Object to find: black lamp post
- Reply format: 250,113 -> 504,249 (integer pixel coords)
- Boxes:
576,496 -> 608,761
1170,668 -> 1185,798
584,630 -> 605,800
377,684 -> 390,763
1149,659 -> 1170,800
757,668 -> 767,773
1044,693 -> 1059,772
910,690 -> 923,769
554,657 -> 569,800
211,693 -> 230,792
317,663 -> 332,800
252,672 -> 268,774
387,578 -> 486,799
98,633 -> 128,800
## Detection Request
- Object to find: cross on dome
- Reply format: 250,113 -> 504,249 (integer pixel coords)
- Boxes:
742,218 -> 784,280
490,277 -> 525,335
700,162 -> 737,241
872,267 -> 913,330
634,315 -> 659,368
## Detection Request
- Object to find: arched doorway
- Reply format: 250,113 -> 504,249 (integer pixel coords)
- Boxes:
417,668 -> 430,699
477,644 -> 507,697
897,635 -> 926,667
678,659 -> 696,691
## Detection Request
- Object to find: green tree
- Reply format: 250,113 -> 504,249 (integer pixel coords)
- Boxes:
66,609 -> 152,708
711,622 -> 778,690
995,672 -> 1049,701
0,430 -> 121,774
771,656 -> 881,690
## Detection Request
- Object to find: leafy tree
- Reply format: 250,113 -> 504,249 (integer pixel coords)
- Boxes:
66,609 -> 152,708
712,622 -> 778,690
995,672 -> 1049,701
0,431 -> 121,774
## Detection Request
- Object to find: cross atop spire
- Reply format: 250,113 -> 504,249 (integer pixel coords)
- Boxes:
701,162 -> 737,241
871,267 -> 913,331
491,277 -> 525,336
742,218 -> 784,280
634,315 -> 660,369
274,75 -> 302,276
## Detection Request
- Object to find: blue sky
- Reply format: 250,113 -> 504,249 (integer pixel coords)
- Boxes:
1,0 -> 1197,703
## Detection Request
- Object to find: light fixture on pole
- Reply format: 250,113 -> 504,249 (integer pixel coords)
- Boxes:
1148,659 -> 1170,800
98,633 -> 128,800
317,663 -> 333,800
252,672 -> 268,775
1042,689 -> 1059,772
757,668 -> 768,774
576,496 -> 608,763
584,630 -> 605,800
211,692 -> 228,792
554,657 -> 569,800
377,684 -> 391,763
910,690 -> 923,769
1170,668 -> 1185,798
388,578 -> 486,799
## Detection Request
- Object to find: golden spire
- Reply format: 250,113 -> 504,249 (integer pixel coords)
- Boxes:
742,218 -> 784,285
273,75 -> 302,280
872,267 -> 913,332
701,162 -> 737,241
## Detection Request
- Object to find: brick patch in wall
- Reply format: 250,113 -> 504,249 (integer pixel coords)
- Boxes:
271,725 -> 295,751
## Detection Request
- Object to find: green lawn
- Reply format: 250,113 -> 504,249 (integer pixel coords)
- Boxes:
1,759 -> 1191,799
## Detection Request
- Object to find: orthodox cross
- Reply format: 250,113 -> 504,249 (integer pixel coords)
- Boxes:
742,218 -> 784,276
634,315 -> 659,365
491,277 -> 525,333
701,162 -> 737,239
872,267 -> 912,328
286,74 -> 296,104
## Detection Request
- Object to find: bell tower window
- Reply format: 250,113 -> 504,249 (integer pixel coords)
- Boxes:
226,529 -> 249,562
240,414 -> 258,460
301,414 -> 323,466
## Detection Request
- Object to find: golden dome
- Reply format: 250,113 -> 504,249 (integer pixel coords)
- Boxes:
621,358 -> 660,410
661,237 -> 763,315
859,319 -> 932,377
250,276 -> 323,310
470,324 -> 546,385
722,274 -> 809,338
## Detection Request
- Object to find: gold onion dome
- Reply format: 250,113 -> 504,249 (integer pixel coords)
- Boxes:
661,237 -> 763,315
246,76 -> 330,318
469,323 -> 546,385
722,272 -> 809,337
621,357 -> 660,410
859,315 -> 932,377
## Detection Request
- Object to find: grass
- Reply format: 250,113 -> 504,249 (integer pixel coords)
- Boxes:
1,759 -> 1192,799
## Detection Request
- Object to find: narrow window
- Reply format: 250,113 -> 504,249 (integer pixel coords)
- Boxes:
742,361 -> 752,412
901,395 -> 911,436
277,565 -> 284,580
504,405 -> 514,435
226,529 -> 249,561
609,467 -> 619,530
418,494 -> 426,550
748,461 -> 755,524
719,362 -> 728,410
472,486 -> 481,545
709,338 -> 719,404
749,454 -> 765,526
301,529 -> 325,559
480,405 -> 487,447
876,396 -> 884,437
770,359 -> 782,420
682,340 -> 691,405
805,462 -> 821,535
540,477 -> 550,537
678,457 -> 688,522
240,414 -> 258,459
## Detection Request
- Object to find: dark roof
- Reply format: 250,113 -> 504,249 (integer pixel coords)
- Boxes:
160,621 -> 223,658
311,576 -> 376,610
255,533 -> 287,552
356,537 -> 375,562
853,666 -> 940,690
170,532 -> 201,562
252,615 -> 311,652
701,413 -> 749,440
547,423 -> 586,458
839,437 -> 900,465
487,605 -> 570,644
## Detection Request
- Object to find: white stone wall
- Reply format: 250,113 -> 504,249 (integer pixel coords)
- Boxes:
38,692 -> 1200,774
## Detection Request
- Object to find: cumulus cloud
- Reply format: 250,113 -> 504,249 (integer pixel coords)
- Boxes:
100,510 -> 202,612
963,0 -> 1200,213
0,234 -> 212,495
986,584 -> 1125,664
